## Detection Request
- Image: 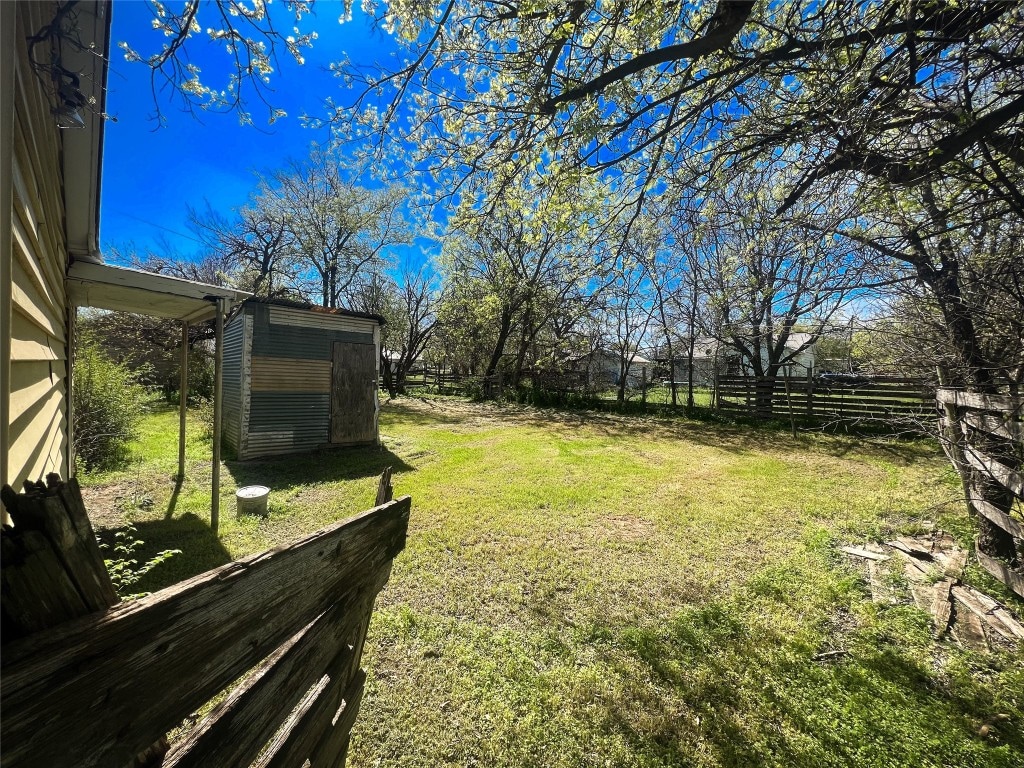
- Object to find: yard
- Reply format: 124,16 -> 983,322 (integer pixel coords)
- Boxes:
82,397 -> 1023,768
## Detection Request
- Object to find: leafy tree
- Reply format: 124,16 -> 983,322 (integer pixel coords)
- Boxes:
350,263 -> 439,397
188,146 -> 413,310
430,280 -> 500,377
690,170 -> 867,413
188,196 -> 301,301
600,219 -> 659,403
270,149 -> 411,308
440,177 -> 603,381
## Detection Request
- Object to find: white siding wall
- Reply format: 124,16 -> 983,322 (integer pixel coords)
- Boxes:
4,2 -> 70,491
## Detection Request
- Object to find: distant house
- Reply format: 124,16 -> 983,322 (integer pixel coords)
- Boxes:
658,333 -> 817,386
223,299 -> 384,459
577,349 -> 657,389
657,337 -> 733,388
740,332 -> 817,379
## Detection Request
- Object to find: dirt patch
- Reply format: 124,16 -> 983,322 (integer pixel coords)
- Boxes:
79,483 -> 135,529
592,514 -> 657,540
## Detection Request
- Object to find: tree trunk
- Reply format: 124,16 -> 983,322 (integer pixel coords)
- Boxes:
484,310 -> 514,381
913,241 -> 1016,561
379,355 -> 397,398
752,362 -> 776,419
511,327 -> 531,389
616,357 -> 628,403
686,336 -> 696,410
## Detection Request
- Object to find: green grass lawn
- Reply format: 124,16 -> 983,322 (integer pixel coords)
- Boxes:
81,396 -> 1024,768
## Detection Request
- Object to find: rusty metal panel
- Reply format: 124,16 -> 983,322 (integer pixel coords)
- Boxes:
244,393 -> 329,458
250,357 -> 331,393
222,315 -> 245,452
252,324 -> 373,361
268,305 -> 378,334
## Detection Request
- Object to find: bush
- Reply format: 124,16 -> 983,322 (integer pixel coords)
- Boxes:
73,329 -> 147,471
510,386 -> 601,409
163,350 -> 214,406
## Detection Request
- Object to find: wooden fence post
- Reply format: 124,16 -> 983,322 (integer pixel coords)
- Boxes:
0,476 -> 118,637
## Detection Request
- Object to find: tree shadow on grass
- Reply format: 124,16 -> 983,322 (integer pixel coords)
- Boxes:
586,602 -> 1021,768
97,514 -> 233,595
225,446 -> 414,491
383,398 -> 938,465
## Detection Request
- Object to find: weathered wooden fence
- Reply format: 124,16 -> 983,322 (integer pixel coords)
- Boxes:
392,369 -> 490,397
937,388 -> 1024,598
1,476 -> 410,768
716,375 -> 934,423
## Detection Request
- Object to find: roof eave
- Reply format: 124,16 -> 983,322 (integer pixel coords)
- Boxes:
62,0 -> 111,265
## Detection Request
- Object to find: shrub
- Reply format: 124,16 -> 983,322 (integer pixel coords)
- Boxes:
73,328 -> 147,471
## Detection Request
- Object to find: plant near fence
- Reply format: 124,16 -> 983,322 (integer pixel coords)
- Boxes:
100,525 -> 182,600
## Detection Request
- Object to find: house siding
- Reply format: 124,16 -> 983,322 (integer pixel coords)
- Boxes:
4,2 -> 71,489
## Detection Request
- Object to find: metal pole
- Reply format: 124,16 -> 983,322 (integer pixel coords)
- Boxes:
212,300 -> 225,535
178,321 -> 188,480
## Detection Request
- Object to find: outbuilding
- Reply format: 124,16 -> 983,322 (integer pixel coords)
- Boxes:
223,299 -> 384,460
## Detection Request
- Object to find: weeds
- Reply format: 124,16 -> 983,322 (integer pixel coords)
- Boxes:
100,525 -> 181,599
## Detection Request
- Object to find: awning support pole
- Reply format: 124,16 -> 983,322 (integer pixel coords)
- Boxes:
178,321 -> 188,480
212,299 -> 225,535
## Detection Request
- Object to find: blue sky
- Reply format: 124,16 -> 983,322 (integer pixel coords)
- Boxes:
100,0 -> 406,260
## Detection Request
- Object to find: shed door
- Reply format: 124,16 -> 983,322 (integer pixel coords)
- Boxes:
331,341 -> 377,444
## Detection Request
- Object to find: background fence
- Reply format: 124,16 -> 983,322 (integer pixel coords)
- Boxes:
389,368 -> 936,425
715,375 -> 935,423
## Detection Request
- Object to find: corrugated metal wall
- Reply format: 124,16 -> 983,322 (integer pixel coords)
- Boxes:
225,302 -> 378,459
222,315 -> 245,453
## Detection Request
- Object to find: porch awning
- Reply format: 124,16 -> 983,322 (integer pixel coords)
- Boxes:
67,261 -> 250,322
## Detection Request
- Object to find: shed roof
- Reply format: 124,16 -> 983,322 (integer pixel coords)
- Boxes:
242,297 -> 386,325
68,260 -> 251,322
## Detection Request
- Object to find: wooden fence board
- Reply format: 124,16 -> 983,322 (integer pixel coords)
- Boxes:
309,670 -> 367,768
976,540 -> 1024,600
715,376 -> 933,424
257,660 -> 365,768
718,401 -> 928,420
936,389 -> 1021,413
0,529 -> 89,632
963,446 -> 1024,499
962,411 -> 1024,443
0,496 -> 411,768
939,386 -> 1023,600
1,481 -> 118,613
164,568 -> 387,768
967,486 -> 1024,540
717,390 -> 930,404
257,674 -> 333,768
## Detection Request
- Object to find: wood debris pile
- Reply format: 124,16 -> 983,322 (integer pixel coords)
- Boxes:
840,533 -> 1024,652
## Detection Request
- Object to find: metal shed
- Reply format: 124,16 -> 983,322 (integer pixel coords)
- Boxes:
223,299 -> 383,460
